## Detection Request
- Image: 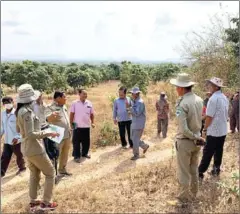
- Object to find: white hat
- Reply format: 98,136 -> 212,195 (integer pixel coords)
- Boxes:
16,84 -> 39,103
170,73 -> 196,87
160,91 -> 166,95
130,87 -> 141,94
206,77 -> 226,88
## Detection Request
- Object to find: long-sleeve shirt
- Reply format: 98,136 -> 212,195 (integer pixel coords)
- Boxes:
113,97 -> 132,122
1,109 -> 21,145
176,92 -> 203,140
129,97 -> 146,130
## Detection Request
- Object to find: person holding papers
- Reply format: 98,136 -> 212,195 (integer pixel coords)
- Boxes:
45,91 -> 72,176
15,84 -> 59,211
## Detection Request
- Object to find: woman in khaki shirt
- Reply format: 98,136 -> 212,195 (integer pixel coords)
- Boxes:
15,84 -> 59,212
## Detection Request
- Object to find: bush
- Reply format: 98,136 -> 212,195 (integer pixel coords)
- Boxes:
96,122 -> 119,147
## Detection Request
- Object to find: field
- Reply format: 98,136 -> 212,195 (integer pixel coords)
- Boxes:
1,81 -> 239,213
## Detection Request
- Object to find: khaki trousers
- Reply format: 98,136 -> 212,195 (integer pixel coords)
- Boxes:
27,153 -> 55,204
175,139 -> 200,202
58,138 -> 71,174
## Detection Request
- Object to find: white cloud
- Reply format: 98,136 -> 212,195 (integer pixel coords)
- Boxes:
1,1 -> 239,61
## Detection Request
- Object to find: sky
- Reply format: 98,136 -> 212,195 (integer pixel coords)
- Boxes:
1,1 -> 239,61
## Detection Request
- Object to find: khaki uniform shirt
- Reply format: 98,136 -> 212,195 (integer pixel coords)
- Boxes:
45,102 -> 71,139
176,92 -> 203,140
17,105 -> 49,157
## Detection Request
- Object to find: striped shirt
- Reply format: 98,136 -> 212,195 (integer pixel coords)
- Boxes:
206,90 -> 229,137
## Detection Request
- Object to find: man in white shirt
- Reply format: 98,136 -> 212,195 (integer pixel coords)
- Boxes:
198,77 -> 229,180
1,96 -> 26,177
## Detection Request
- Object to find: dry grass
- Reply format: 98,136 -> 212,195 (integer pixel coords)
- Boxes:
1,81 -> 239,213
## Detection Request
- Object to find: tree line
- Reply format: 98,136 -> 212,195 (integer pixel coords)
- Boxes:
1,60 -> 183,94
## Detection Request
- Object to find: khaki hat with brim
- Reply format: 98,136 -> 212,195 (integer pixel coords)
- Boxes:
16,84 -> 39,103
205,77 -> 226,88
170,73 -> 196,87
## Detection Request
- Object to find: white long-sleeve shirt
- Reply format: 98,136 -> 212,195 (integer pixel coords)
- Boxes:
1,108 -> 21,145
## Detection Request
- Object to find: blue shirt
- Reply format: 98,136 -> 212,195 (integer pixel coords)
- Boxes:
206,90 -> 229,137
130,97 -> 146,130
1,109 -> 21,145
113,97 -> 132,122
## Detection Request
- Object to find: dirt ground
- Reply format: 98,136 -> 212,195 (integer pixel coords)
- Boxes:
1,81 -> 239,213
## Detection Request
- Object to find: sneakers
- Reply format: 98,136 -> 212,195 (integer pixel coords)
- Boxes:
143,145 -> 150,154
122,146 -> 128,149
40,202 -> 58,211
29,200 -> 42,212
82,154 -> 91,159
74,158 -> 81,163
59,172 -> 72,176
131,156 -> 139,161
16,168 -> 27,176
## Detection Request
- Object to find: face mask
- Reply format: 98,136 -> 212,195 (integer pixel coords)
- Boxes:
4,104 -> 13,110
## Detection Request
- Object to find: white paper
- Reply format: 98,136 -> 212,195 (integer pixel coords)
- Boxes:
46,125 -> 65,144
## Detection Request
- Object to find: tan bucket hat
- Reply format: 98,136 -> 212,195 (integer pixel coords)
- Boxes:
130,87 -> 141,94
170,73 -> 196,87
16,84 -> 39,103
206,77 -> 226,88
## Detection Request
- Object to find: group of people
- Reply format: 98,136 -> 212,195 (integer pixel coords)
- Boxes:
167,73 -> 238,207
0,72 -> 238,210
1,86 -> 96,211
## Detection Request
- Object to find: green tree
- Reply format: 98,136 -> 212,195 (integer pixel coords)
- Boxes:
120,62 -> 149,94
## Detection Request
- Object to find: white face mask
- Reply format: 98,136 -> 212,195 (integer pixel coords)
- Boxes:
4,104 -> 13,110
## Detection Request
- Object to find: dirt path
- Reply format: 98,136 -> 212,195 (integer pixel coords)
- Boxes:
1,131 -> 175,208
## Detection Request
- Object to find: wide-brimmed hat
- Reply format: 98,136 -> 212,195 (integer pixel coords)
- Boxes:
16,84 -> 39,103
130,87 -> 141,94
206,77 -> 226,88
170,73 -> 196,87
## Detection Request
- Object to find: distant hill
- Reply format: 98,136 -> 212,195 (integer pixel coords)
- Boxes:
1,56 -> 187,65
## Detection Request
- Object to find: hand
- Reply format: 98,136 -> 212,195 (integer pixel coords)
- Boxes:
114,119 -> 118,125
125,99 -> 130,108
47,112 -> 61,123
202,130 -> 207,139
196,137 -> 206,146
12,138 -> 18,145
91,123 -> 95,128
49,132 -> 60,138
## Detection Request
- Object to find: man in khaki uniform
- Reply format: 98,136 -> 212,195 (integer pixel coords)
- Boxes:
45,91 -> 72,176
167,73 -> 205,206
156,92 -> 169,138
16,84 -> 59,211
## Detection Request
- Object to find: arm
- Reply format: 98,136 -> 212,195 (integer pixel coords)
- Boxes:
1,114 -> 5,137
90,113 -> 94,124
204,98 -> 217,130
45,106 -> 60,123
165,102 -> 170,114
177,106 -> 201,140
23,112 -> 54,139
156,101 -> 159,111
90,105 -> 95,127
112,100 -> 117,120
131,101 -> 145,117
